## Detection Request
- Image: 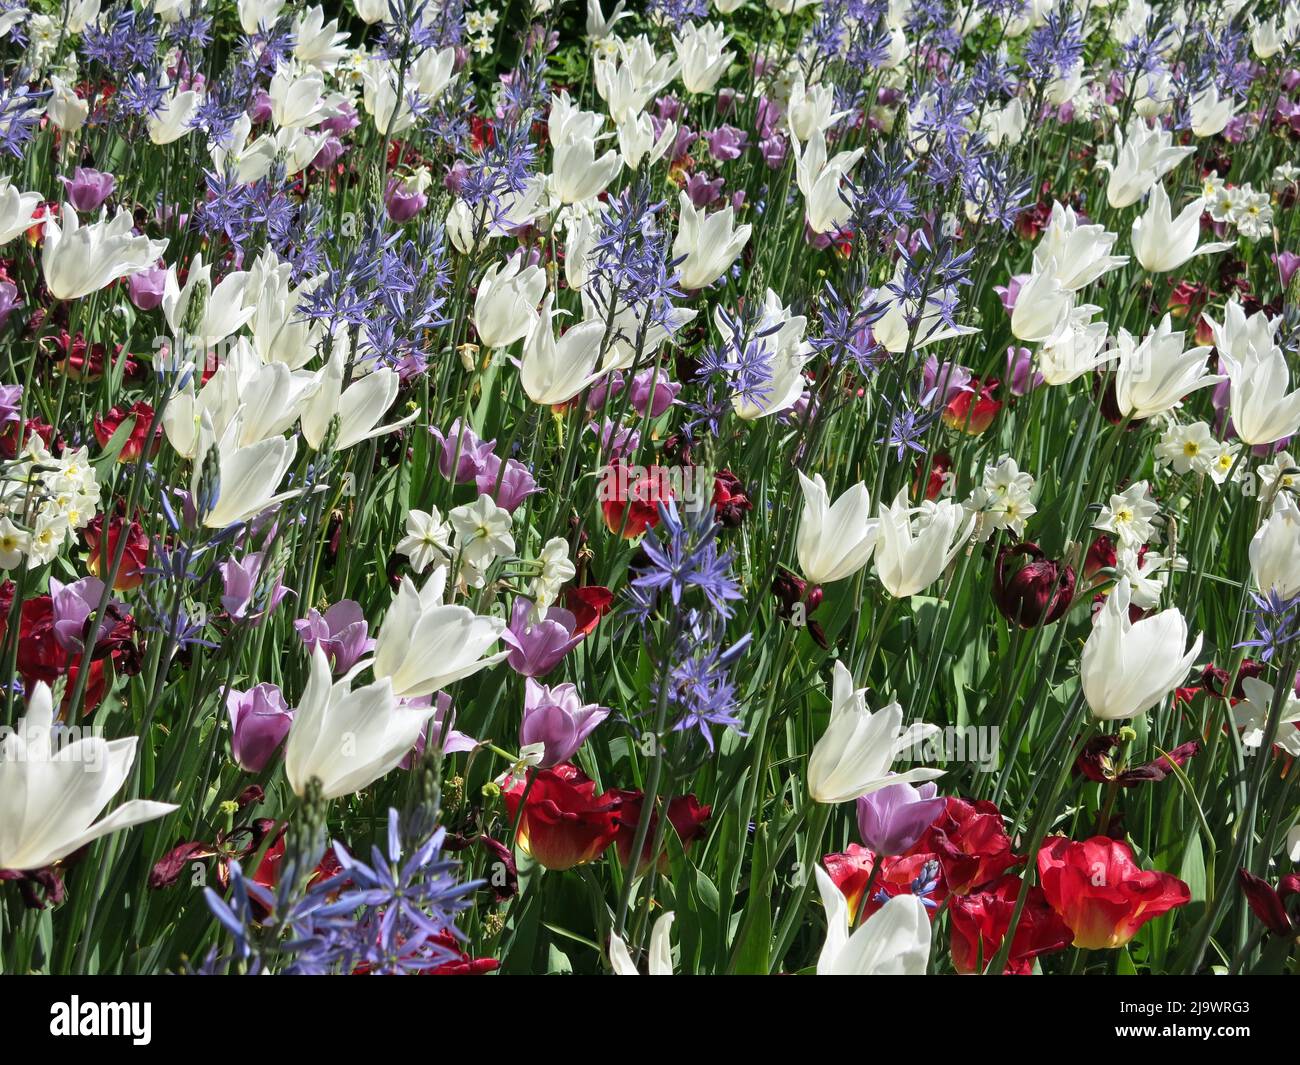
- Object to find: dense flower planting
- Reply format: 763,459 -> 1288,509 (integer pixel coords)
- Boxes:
0,0 -> 1298,976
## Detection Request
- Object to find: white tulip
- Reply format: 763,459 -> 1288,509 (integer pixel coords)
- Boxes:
0,683 -> 176,872
301,346 -> 417,451
520,296 -> 606,404
796,472 -> 878,584
372,568 -> 508,699
673,22 -> 733,95
807,661 -> 943,805
41,204 -> 168,302
285,646 -> 435,801
1081,579 -> 1201,721
1130,184 -> 1232,273
815,867 -> 930,975
0,177 -> 41,245
1250,493 -> 1300,600
1099,118 -> 1195,209
874,490 -> 974,599
672,192 -> 751,290
474,257 -> 546,350
793,127 -> 863,235
1113,314 -> 1221,421
610,912 -> 675,974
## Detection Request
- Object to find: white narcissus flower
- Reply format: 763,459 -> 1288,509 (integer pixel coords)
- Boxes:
449,493 -> 516,571
1113,314 -> 1221,421
0,177 -> 41,244
1250,493 -> 1300,600
795,471 -> 878,584
520,295 -> 605,404
1032,202 -> 1128,292
715,288 -> 812,419
301,345 -> 418,451
793,127 -> 864,235
609,912 -> 675,974
1217,339 -> 1300,448
673,21 -> 734,95
162,253 -> 257,346
1081,579 -> 1202,721
1098,117 -> 1196,209
1130,184 -> 1233,273
372,568 -> 508,699
672,192 -> 752,290
815,866 -> 931,975
285,646 -> 435,801
1094,480 -> 1159,549
0,683 -> 177,872
807,661 -> 943,804
41,204 -> 169,302
473,257 -> 546,350
874,490 -> 975,599
396,508 -> 453,573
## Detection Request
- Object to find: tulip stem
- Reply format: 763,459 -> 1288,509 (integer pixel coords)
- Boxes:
987,704 -> 1094,975
769,800 -> 832,971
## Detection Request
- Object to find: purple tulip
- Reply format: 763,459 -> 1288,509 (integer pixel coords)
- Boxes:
385,177 -> 427,223
127,266 -> 168,311
922,355 -> 973,407
219,552 -> 288,622
685,172 -> 724,208
311,135 -> 346,171
477,454 -> 541,513
294,600 -> 375,674
1273,250 -> 1300,287
0,383 -> 21,432
1005,345 -> 1044,397
519,678 -> 610,769
586,419 -> 639,459
430,418 -> 496,483
400,693 -> 476,768
759,134 -> 789,169
320,101 -> 360,137
586,371 -> 626,411
856,781 -> 945,856
226,683 -> 294,773
629,369 -> 681,418
993,273 -> 1029,312
503,596 -> 584,677
59,168 -> 116,212
704,124 -> 748,162
0,281 -> 19,328
247,89 -> 272,124
755,96 -> 783,139
49,576 -> 112,653
654,95 -> 683,123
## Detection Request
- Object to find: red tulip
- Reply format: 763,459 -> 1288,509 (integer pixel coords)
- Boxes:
1037,836 -> 1190,949
500,764 -> 622,870
84,514 -> 151,591
916,797 -> 1022,895
822,843 -> 946,921
949,874 -> 1072,974
93,401 -> 162,462
564,585 -> 614,636
942,379 -> 1001,435
611,791 -> 711,875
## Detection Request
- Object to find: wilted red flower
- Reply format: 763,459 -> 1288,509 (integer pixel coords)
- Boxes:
992,543 -> 1075,628
949,873 -> 1073,974
500,764 -> 622,870
1037,836 -> 1191,949
771,566 -> 826,648
600,462 -> 671,538
916,796 -> 1022,895
93,401 -> 162,462
427,930 -> 500,975
84,514 -> 151,591
1075,735 -> 1199,787
564,585 -> 613,635
49,330 -> 137,382
942,379 -> 1001,435
611,791 -> 711,874
712,469 -> 753,527
1200,658 -> 1266,701
1237,869 -> 1300,937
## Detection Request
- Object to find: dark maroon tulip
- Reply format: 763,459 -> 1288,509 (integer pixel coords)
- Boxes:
992,543 -> 1075,628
